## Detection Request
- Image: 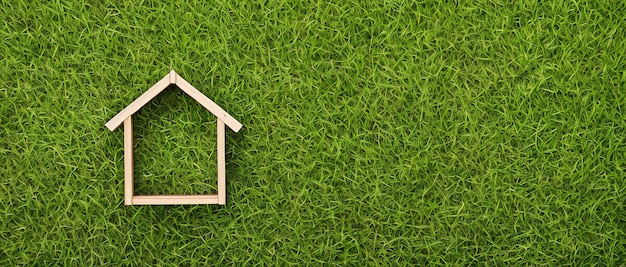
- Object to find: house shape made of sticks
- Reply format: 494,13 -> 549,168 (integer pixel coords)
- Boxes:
106,70 -> 242,205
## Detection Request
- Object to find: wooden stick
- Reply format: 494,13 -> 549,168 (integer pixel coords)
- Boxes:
168,69 -> 176,84
217,118 -> 226,205
132,195 -> 219,205
175,74 -> 243,132
124,116 -> 133,205
105,72 -> 171,131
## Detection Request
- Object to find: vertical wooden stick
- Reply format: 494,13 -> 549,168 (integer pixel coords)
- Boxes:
124,116 -> 134,205
168,69 -> 176,84
217,118 -> 226,205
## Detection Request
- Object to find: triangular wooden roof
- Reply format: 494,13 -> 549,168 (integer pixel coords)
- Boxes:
105,70 -> 243,132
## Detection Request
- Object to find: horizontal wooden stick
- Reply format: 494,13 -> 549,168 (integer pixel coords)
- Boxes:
132,195 -> 219,205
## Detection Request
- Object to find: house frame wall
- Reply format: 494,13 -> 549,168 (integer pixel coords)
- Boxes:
122,116 -> 228,205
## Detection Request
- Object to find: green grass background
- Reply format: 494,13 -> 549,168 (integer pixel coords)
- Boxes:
2,0 -> 626,265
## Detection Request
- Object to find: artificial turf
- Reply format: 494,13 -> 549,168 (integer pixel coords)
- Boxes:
2,0 -> 626,265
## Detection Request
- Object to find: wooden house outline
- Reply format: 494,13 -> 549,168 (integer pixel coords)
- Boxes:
106,70 -> 242,205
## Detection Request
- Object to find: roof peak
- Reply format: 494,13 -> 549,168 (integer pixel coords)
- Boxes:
105,70 -> 243,132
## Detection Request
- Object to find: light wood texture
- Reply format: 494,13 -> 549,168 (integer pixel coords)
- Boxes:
217,119 -> 226,205
124,116 -> 133,205
168,69 -> 176,84
106,72 -> 171,131
175,73 -> 243,132
132,195 -> 219,205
